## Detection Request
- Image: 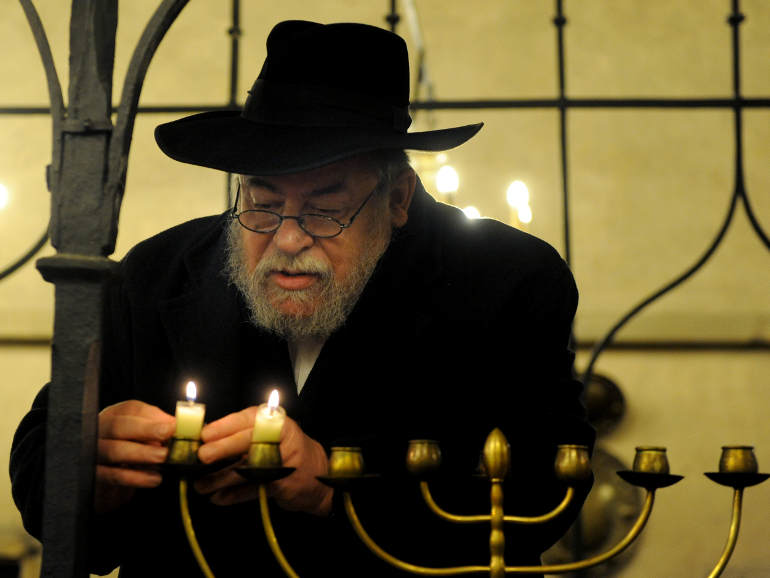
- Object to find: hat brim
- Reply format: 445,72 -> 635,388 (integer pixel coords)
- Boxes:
155,111 -> 482,175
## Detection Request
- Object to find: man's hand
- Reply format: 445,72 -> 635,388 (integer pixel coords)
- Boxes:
195,409 -> 332,516
95,400 -> 176,514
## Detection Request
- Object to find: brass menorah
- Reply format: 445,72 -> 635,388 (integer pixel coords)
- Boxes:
167,430 -> 768,577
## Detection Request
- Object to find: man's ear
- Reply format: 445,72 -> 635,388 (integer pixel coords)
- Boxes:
389,168 -> 416,228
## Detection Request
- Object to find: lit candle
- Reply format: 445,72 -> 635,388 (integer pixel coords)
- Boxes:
252,389 -> 286,442
174,381 -> 206,440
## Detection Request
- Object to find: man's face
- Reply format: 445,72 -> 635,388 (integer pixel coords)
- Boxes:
226,155 -> 405,340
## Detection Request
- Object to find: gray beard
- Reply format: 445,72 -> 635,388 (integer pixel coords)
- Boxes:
224,215 -> 390,342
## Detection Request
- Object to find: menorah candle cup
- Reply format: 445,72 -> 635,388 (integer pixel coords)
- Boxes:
719,446 -> 758,474
632,446 -> 670,474
328,447 -> 365,477
167,438 -> 201,465
406,440 -> 442,477
248,441 -> 282,468
554,444 -> 592,482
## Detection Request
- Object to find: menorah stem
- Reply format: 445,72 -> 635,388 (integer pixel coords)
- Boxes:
258,485 -> 300,578
489,480 -> 505,578
342,492 -> 488,575
707,489 -> 744,578
178,478 -> 215,578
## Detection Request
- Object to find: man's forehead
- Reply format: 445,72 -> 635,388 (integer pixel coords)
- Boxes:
243,155 -> 377,196
243,175 -> 347,198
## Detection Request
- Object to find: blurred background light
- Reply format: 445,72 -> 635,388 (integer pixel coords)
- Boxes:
462,205 -> 481,219
436,164 -> 459,195
506,180 -> 529,208
0,183 -> 9,210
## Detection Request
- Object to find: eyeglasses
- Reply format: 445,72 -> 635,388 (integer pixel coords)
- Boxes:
231,180 -> 380,239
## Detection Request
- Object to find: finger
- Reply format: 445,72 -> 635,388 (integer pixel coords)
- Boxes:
193,466 -> 246,495
200,407 -> 258,443
98,439 -> 168,466
100,414 -> 175,443
198,428 -> 252,464
210,484 -> 259,506
96,464 -> 163,488
102,400 -> 176,421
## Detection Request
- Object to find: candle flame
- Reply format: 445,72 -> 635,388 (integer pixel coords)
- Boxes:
268,389 -> 279,412
186,381 -> 197,402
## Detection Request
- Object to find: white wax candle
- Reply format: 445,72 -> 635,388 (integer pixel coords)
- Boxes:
252,389 -> 285,442
175,381 -> 206,439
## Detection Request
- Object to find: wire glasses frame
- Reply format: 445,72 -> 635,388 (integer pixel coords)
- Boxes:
230,179 -> 381,239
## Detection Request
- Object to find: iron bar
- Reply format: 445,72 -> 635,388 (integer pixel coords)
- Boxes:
555,0 -> 571,268
4,97 -> 770,117
386,0 -> 400,34
3,336 -> 768,351
227,0 -> 241,108
225,0 -> 242,208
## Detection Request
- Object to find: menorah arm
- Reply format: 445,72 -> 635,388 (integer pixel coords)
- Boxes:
343,492 -> 489,575
258,484 -> 300,578
706,489 -> 743,578
179,478 -> 215,578
505,490 -> 656,574
419,482 -> 575,525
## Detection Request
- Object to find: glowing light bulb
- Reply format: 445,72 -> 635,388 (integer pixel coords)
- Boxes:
436,165 -> 459,194
506,180 -> 529,209
0,184 -> 9,210
462,206 -> 481,219
518,204 -> 533,224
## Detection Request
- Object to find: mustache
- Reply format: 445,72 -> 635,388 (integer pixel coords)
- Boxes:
251,250 -> 332,279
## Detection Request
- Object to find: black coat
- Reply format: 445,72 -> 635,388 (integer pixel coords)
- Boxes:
11,184 -> 594,577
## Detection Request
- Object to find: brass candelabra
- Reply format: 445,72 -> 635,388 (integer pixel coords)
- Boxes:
167,431 -> 768,577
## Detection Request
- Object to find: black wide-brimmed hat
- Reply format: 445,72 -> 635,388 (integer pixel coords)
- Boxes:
155,20 -> 482,175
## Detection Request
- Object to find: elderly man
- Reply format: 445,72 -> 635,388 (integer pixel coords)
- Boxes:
11,20 -> 593,577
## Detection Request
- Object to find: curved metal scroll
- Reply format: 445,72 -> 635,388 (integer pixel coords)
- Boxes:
582,1 -> 769,385
105,0 -> 190,254
18,0 -> 65,186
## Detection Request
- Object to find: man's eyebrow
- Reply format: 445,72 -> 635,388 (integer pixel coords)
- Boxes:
307,182 -> 346,198
242,176 -> 278,191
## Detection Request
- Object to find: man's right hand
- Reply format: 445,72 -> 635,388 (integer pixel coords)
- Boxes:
95,400 -> 175,514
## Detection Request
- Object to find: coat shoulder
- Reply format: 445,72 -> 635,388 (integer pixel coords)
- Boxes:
117,214 -> 226,301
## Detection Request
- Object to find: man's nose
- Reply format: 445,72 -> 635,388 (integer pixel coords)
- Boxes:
272,217 -> 314,254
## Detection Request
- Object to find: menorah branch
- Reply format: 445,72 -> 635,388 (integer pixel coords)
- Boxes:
179,478 -> 215,578
343,492 -> 489,576
420,482 -> 575,525
706,488 -> 743,578
259,484 -> 300,578
505,490 -> 656,574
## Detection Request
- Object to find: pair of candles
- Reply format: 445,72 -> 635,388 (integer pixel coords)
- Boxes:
174,381 -> 286,443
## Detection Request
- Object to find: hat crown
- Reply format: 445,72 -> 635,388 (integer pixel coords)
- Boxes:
259,21 -> 410,107
242,21 -> 412,131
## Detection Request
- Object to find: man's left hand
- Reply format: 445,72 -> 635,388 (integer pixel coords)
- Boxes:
194,408 -> 332,517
